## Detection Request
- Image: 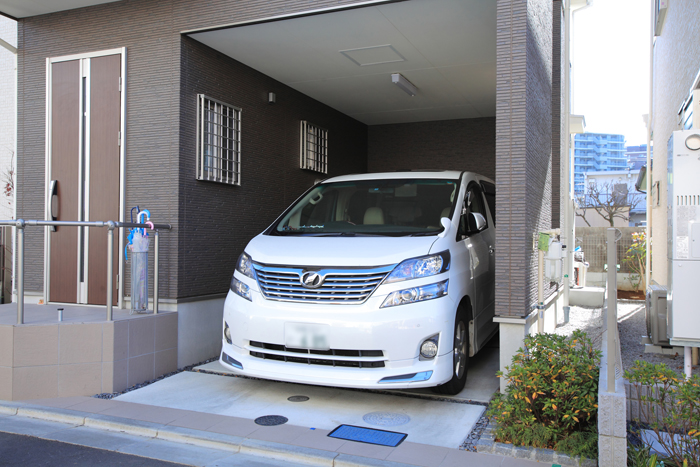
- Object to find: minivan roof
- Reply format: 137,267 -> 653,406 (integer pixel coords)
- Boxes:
324,170 -> 466,183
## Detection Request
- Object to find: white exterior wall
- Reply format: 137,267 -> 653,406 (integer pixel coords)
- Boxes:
650,2 -> 700,286
0,16 -> 16,221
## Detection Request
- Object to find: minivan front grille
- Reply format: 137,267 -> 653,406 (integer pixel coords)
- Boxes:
253,264 -> 394,304
248,341 -> 385,368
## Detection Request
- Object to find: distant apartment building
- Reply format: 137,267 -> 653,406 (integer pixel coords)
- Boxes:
573,132 -> 627,194
625,144 -> 650,170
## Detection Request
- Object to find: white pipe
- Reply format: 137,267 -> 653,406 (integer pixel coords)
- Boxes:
645,0 -> 653,289
538,249 -> 545,333
563,0 -> 572,310
685,346 -> 692,380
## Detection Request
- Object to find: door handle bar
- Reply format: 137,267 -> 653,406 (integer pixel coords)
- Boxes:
48,180 -> 58,232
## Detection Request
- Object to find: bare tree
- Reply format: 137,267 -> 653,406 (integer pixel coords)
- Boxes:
575,180 -> 645,227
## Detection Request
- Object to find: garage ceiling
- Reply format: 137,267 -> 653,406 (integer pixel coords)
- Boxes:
189,0 -> 497,126
1,0 -> 497,126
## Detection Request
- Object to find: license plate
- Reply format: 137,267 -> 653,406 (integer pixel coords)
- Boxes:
284,323 -> 330,351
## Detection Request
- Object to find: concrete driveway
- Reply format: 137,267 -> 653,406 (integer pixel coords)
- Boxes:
114,336 -> 500,449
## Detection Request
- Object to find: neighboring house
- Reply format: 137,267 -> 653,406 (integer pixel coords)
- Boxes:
0,0 -> 567,384
575,169 -> 646,227
648,1 -> 700,287
572,132 -> 627,195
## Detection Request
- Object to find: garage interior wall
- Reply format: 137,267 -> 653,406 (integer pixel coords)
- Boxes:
178,37 -> 368,298
368,118 -> 496,180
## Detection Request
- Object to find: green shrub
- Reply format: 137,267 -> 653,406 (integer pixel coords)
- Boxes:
487,330 -> 601,459
625,361 -> 700,467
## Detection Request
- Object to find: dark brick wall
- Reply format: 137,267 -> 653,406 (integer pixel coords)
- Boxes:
178,37 -> 367,298
17,0 -> 555,311
495,0 -> 553,318
16,0 -> 374,298
367,118 -> 496,180
17,0 -> 183,297
525,0 -> 554,307
552,1 -> 564,229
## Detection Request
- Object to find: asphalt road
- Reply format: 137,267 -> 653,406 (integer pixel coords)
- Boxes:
0,431 -> 186,467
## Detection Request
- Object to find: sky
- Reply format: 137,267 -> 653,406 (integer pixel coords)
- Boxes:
572,0 -> 651,146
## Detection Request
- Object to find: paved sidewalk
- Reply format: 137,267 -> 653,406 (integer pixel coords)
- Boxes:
0,397 -> 545,467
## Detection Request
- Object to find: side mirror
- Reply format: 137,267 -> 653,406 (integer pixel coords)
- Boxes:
467,212 -> 487,234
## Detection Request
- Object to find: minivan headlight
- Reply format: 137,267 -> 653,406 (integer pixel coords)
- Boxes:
381,280 -> 448,308
236,252 -> 256,279
385,251 -> 450,283
230,276 -> 252,301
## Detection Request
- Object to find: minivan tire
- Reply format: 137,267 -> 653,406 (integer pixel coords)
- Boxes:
433,305 -> 469,395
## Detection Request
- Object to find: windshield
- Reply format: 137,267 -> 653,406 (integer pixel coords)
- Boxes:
271,178 -> 459,236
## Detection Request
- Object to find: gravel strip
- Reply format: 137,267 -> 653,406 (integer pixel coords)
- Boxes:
617,301 -> 700,376
460,415 -> 489,452
555,300 -> 699,377
93,357 -> 219,399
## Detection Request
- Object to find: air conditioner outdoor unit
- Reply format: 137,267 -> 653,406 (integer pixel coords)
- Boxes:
645,284 -> 669,346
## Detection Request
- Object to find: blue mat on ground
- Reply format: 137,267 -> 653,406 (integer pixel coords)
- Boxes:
327,424 -> 407,447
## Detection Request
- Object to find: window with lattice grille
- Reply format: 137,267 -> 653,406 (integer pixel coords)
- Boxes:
197,95 -> 241,185
300,121 -> 328,174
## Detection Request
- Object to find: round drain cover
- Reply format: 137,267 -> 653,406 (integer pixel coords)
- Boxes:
287,395 -> 310,402
362,412 -> 410,427
254,415 -> 288,426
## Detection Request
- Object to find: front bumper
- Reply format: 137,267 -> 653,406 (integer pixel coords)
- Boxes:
219,275 -> 456,389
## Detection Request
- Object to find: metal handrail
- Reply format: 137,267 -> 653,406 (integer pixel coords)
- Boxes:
0,219 -> 172,324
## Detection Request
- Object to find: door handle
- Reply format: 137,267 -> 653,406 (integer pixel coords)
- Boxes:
48,180 -> 58,232
489,246 -> 495,255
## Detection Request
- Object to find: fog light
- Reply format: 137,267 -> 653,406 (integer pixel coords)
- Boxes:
221,352 -> 243,369
224,322 -> 232,344
420,338 -> 438,359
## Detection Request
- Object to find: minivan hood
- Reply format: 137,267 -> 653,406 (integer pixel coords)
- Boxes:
246,234 -> 438,267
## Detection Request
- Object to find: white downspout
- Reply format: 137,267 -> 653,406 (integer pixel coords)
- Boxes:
563,0 -> 572,314
646,0 -> 653,291
563,0 -> 592,320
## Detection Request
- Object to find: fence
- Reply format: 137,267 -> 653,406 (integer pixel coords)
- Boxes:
575,226 -> 645,273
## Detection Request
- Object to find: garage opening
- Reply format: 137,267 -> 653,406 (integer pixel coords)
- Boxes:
170,0 -> 500,446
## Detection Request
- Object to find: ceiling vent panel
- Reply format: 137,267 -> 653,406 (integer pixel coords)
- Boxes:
340,45 -> 406,67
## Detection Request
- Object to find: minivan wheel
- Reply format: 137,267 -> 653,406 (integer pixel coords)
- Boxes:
433,306 -> 469,395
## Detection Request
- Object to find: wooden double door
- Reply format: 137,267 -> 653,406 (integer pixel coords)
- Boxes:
48,53 -> 122,305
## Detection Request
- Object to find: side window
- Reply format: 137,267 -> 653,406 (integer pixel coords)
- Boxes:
481,181 -> 496,225
458,184 -> 487,238
469,187 -> 486,218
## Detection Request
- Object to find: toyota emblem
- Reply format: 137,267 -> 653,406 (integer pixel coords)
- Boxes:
300,272 -> 324,289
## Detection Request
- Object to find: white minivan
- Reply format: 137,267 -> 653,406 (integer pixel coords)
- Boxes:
220,171 -> 496,394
